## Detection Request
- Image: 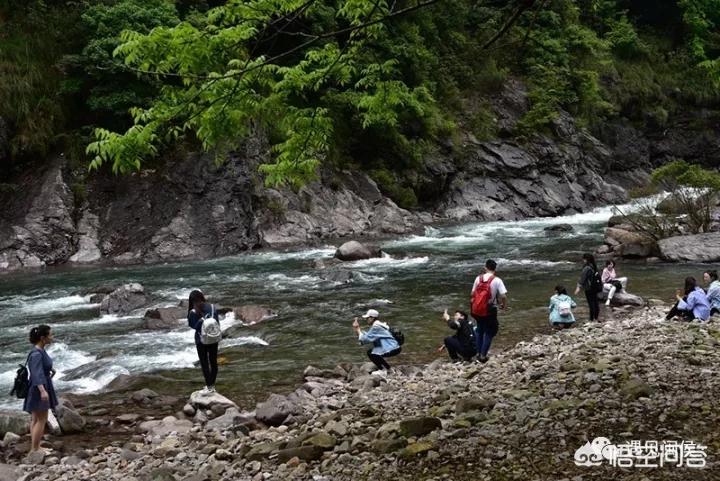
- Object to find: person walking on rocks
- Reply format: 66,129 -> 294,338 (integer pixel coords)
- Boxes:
23,325 -> 58,453
471,259 -> 508,363
353,309 -> 401,373
703,270 -> 720,316
441,309 -> 476,362
665,277 -> 711,322
548,285 -> 577,329
187,290 -> 221,393
601,259 -> 628,306
575,254 -> 601,321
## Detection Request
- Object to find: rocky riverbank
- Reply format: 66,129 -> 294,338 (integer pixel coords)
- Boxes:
3,304 -> 720,481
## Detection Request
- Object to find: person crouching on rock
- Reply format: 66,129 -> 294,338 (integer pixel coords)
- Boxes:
666,277 -> 711,322
548,285 -> 577,329
24,325 -> 58,453
441,309 -> 476,362
352,309 -> 401,374
187,289 -> 221,393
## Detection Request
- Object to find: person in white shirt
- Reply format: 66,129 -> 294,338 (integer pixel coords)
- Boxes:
470,259 -> 508,363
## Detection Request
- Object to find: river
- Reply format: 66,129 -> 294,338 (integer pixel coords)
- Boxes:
0,202 -> 707,410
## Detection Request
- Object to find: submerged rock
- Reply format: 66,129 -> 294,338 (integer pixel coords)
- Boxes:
543,224 -> 573,232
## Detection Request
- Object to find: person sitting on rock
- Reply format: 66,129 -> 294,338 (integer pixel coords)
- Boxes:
666,277 -> 711,322
441,309 -> 476,362
548,285 -> 577,329
601,259 -> 628,306
703,270 -> 720,316
187,289 -> 221,393
352,309 -> 401,373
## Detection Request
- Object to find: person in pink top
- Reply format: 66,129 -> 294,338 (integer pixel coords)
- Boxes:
601,259 -> 628,306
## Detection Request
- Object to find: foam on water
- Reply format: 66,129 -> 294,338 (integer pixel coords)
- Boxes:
223,336 -> 270,348
8,294 -> 98,316
346,256 -> 430,271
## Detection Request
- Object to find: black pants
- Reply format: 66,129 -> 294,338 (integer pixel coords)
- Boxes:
196,342 -> 218,386
666,299 -> 694,321
475,311 -> 499,356
367,347 -> 401,370
585,290 -> 600,321
444,336 -> 476,361
712,308 -> 719,316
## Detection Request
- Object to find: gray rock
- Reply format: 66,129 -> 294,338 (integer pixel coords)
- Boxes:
232,305 -> 277,325
68,210 -> 101,264
398,416 -> 442,438
334,241 -> 382,262
2,432 -> 20,445
205,407 -> 254,432
255,394 -> 297,427
189,391 -> 238,411
597,290 -> 645,307
456,397 -> 496,414
138,416 -> 193,438
131,388 -> 159,403
56,400 -> 85,434
0,410 -> 29,436
0,463 -> 18,481
142,307 -> 186,329
659,233 -> 720,263
100,283 -> 147,315
544,224 -> 574,232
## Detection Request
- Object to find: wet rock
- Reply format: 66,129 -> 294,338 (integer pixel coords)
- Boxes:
658,233 -> 720,263
318,269 -> 354,284
131,388 -> 159,403
544,224 -> 573,233
68,210 -> 101,264
142,307 -> 186,329
398,416 -> 442,437
99,283 -> 147,315
232,305 -> 277,325
334,241 -> 382,262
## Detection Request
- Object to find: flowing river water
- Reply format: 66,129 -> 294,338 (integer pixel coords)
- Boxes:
0,203 -> 707,410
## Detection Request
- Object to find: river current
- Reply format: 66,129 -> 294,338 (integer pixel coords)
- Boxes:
0,202 -> 705,409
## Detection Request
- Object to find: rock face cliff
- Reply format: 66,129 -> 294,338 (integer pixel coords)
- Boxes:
1,82 -> 718,271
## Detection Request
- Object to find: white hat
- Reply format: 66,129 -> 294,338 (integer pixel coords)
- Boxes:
362,309 -> 380,319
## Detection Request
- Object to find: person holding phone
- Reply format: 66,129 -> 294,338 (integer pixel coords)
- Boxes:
352,309 -> 400,373
24,325 -> 58,453
441,309 -> 476,362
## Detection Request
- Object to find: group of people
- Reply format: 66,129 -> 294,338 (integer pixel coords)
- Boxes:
17,256 -> 720,454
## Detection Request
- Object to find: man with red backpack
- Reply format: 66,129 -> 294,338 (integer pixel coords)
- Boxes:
471,259 -> 508,363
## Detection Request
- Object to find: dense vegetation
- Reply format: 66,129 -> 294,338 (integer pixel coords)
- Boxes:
1,0 -> 719,202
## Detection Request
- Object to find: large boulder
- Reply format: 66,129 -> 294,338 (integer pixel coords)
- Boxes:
142,306 -> 186,329
597,290 -> 645,307
255,394 -> 298,427
334,241 -> 382,262
658,233 -> 720,263
100,283 -> 147,315
604,227 -> 657,258
0,410 -> 28,436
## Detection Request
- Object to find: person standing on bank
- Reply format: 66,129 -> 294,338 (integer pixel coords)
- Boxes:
187,290 -> 222,393
470,259 -> 508,363
352,309 -> 401,373
24,325 -> 58,453
575,253 -> 601,321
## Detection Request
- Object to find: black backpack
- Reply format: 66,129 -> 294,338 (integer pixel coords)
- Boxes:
591,269 -> 603,293
389,327 -> 405,346
9,353 -> 31,399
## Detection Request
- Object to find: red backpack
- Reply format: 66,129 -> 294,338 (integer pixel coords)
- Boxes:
471,274 -> 495,317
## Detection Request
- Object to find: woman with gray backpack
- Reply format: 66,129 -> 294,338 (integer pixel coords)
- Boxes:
187,290 -> 222,393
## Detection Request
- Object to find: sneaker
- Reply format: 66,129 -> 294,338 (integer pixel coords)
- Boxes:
605,300 -> 611,306
479,355 -> 489,363
370,370 -> 388,377
200,386 -> 210,394
208,386 -> 216,393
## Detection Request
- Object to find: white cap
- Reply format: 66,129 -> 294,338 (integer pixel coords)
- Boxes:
362,309 -> 380,319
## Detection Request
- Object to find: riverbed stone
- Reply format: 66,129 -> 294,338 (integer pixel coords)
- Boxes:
0,410 -> 28,436
255,394 -> 297,427
398,417 -> 442,437
99,283 -> 147,315
334,241 -> 382,261
142,307 -> 186,329
658,233 -> 720,263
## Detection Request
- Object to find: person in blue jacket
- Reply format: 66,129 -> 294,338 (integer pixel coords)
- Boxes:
24,325 -> 58,453
666,277 -> 711,322
187,290 -> 220,393
352,309 -> 400,373
703,270 -> 720,316
548,285 -> 577,328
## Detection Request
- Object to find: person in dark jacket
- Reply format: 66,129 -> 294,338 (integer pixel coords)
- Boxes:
24,325 -> 58,453
575,253 -> 600,321
187,290 -> 220,393
442,309 -> 476,362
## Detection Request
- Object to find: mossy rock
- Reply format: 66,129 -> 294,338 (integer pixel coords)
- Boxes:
399,441 -> 435,459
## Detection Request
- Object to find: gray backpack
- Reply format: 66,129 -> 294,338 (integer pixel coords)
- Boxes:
200,304 -> 222,345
